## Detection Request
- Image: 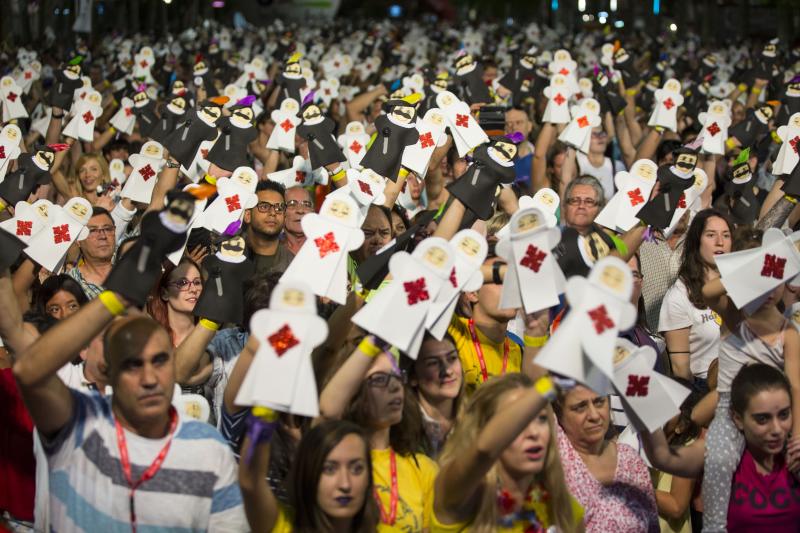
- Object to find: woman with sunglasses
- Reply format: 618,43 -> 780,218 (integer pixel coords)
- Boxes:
319,335 -> 437,532
146,258 -> 203,348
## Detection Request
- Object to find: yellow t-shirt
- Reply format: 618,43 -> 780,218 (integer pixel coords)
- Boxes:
430,492 -> 584,532
373,448 -> 439,532
270,504 -> 293,533
448,315 -> 522,396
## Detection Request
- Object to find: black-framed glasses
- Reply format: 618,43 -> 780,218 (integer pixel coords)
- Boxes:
565,197 -> 599,207
366,371 -> 406,388
255,201 -> 286,214
286,199 -> 313,210
169,278 -> 203,291
87,225 -> 115,237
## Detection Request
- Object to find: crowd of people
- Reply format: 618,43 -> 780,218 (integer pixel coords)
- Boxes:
1,12 -> 800,533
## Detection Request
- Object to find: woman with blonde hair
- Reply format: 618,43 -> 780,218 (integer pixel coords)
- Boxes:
432,373 -> 584,532
51,152 -> 113,207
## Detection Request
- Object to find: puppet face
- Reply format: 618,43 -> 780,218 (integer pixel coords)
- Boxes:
703,54 -> 717,67
664,79 -> 681,93
492,141 -> 517,162
763,44 -> 777,58
787,83 -> 800,97
579,78 -> 593,94
793,309 -> 800,326
0,77 -> 12,89
201,104 -> 222,123
170,96 -> 187,111
710,102 -> 726,115
391,103 -> 415,124
87,91 -> 101,106
282,288 -> 306,307
193,61 -> 208,74
234,169 -> 257,187
596,72 -> 609,86
516,212 -> 540,232
65,64 -> 81,77
326,199 -> 352,220
675,153 -> 697,173
599,265 -> 625,293
285,62 -> 301,76
69,202 -> 88,219
554,50 -> 570,63
220,235 -> 246,257
35,202 -> 49,219
35,149 -> 55,169
432,79 -> 448,91
457,236 -> 481,257
423,245 -> 448,268
634,162 -> 656,181
439,92 -> 454,106
791,114 -> 800,128
109,159 -> 125,175
583,99 -> 599,114
612,346 -> 630,365
282,98 -> 299,113
427,110 -> 445,126
167,196 -> 194,225
232,106 -> 254,126
347,121 -> 365,135
134,92 -> 149,105
143,142 -> 162,159
455,54 -> 474,71
173,80 -> 185,92
693,171 -> 707,189
302,104 -> 322,121
552,75 -> 566,87
3,125 -> 20,142
756,105 -> 773,123
537,191 -> 556,208
732,163 -> 751,182
614,48 -> 630,63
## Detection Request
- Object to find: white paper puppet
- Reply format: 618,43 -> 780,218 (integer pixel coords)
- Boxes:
23,197 -> 92,272
535,256 -> 637,393
132,46 -> 155,84
0,124 -> 23,182
109,96 -> 136,135
15,60 -> 41,94
235,282 -> 328,417
612,340 -> 691,433
267,155 -> 329,189
716,228 -> 800,313
235,57 -> 268,89
663,167 -> 709,238
352,237 -> 455,358
30,104 -> 52,139
595,159 -> 659,233
548,49 -> 579,95
542,74 -> 574,124
648,78 -> 684,133
120,141 -> 166,204
0,199 -> 53,270
426,230 -> 488,340
326,168 -> 387,225
183,136 -> 218,184
200,167 -> 259,235
63,89 -> 102,142
698,100 -> 732,156
401,108 -> 449,177
0,76 -> 28,121
558,98 -> 602,154
435,91 -> 488,158
107,158 -> 127,188
496,207 -> 565,314
337,121 -> 371,169
497,188 -> 560,241
318,78 -> 340,107
223,84 -> 247,109
267,98 -> 302,154
773,113 -> 800,176
280,195 -> 365,305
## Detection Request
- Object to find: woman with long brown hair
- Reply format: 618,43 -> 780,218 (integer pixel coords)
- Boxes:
146,258 -> 203,347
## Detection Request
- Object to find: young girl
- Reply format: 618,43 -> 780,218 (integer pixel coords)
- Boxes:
239,416 -> 378,532
146,258 -> 203,347
643,364 -> 800,532
319,335 -> 437,532
432,373 -> 583,532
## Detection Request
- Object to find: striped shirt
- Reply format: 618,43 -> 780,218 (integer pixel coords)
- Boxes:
67,266 -> 104,300
41,389 -> 246,532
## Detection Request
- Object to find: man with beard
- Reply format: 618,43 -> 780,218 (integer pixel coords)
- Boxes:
244,181 -> 294,275
281,186 -> 314,255
68,207 -> 117,299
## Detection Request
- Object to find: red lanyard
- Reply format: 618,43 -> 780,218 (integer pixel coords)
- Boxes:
374,449 -> 399,525
115,408 -> 178,533
468,319 -> 509,383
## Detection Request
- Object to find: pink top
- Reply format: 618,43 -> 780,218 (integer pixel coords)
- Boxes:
557,425 -> 658,533
727,449 -> 800,532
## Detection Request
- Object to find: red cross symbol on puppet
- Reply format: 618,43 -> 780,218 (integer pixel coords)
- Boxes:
139,60 -> 149,69
314,231 -> 341,258
349,140 -> 363,154
52,224 -> 71,244
626,375 -> 650,397
553,93 -> 566,106
6,92 -> 17,103
280,119 -> 294,132
587,304 -> 615,334
125,107 -> 133,117
419,132 -> 434,149
761,254 -> 786,279
16,220 -> 32,236
24,71 -> 32,80
627,188 -> 645,206
663,98 -> 675,110
519,244 -> 547,273
577,116 -> 589,128
295,170 -> 306,184
225,195 -> 241,213
248,72 -> 255,79
449,267 -> 458,288
558,68 -> 570,76
455,114 -> 469,128
790,136 -> 800,155
139,164 -> 156,181
677,193 -> 687,209
268,324 -> 300,356
404,277 -> 430,305
82,111 -> 95,124
0,146 -> 5,159
357,180 -> 373,195
707,122 -> 720,136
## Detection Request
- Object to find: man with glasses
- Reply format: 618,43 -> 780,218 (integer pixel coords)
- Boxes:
68,207 -> 116,299
281,186 -> 314,255
243,181 -> 295,275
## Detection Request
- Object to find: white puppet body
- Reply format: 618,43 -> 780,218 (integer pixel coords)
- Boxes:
200,170 -> 259,235
436,91 -> 488,157
121,141 -> 166,204
542,74 -> 574,124
773,113 -> 800,175
337,121 -> 371,169
595,160 -> 659,233
24,197 -> 92,272
267,98 -> 302,153
0,76 -> 28,121
558,98 -> 602,154
698,101 -> 732,156
63,89 -> 103,142
401,108 -> 449,177
109,96 -> 137,135
648,79 -> 684,133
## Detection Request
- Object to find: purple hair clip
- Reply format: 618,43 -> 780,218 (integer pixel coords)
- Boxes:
236,94 -> 256,107
505,131 -> 525,144
302,91 -> 316,107
136,83 -> 147,93
790,75 -> 800,84
223,220 -> 242,236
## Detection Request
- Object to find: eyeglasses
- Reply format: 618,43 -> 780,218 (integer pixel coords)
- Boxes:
565,197 -> 599,207
286,199 -> 313,211
169,278 -> 203,291
631,271 -> 644,281
366,371 -> 406,388
87,225 -> 115,237
254,201 -> 286,214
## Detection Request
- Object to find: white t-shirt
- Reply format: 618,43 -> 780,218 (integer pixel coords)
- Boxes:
576,152 -> 625,201
658,279 -> 721,379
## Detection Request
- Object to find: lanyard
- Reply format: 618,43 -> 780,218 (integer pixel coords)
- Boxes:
468,319 -> 509,383
115,408 -> 178,533
374,449 -> 399,525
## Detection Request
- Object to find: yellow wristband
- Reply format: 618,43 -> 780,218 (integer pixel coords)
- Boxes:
534,376 -> 557,402
626,88 -> 639,96
199,318 -> 220,331
772,130 -> 783,144
204,173 -> 217,185
332,168 -> 347,182
737,83 -> 748,93
108,126 -> 116,134
751,87 -> 762,95
524,334 -> 549,348
98,291 -> 126,317
725,137 -> 737,150
251,406 -> 279,422
0,199 -> 6,212
785,194 -> 798,205
398,167 -> 410,180
358,336 -> 383,358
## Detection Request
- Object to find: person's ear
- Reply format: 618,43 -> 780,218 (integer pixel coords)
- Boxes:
243,209 -> 251,224
732,409 -> 744,432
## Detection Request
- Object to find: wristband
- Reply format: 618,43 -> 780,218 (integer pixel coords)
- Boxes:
625,87 -> 639,96
204,173 -> 217,185
245,407 -> 280,464
398,167 -> 410,180
785,194 -> 798,205
534,376 -> 558,402
52,112 -> 65,119
0,199 -> 6,212
772,130 -> 783,144
492,261 -> 503,284
751,87 -> 762,95
332,168 -> 347,182
725,137 -> 737,150
99,290 -> 126,316
199,318 -> 220,331
524,334 -> 549,348
737,83 -> 748,93
358,335 -> 384,358
108,126 -> 116,134
165,159 -> 181,169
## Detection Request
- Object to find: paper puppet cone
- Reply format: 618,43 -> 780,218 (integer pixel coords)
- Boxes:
647,79 -> 684,133
205,104 -> 258,172
595,159 -> 659,233
63,89 -> 102,142
338,121 -> 372,169
0,199 -> 53,270
728,105 -> 773,149
0,124 -> 23,182
359,94 -> 421,182
328,168 -> 387,225
0,147 -> 56,206
447,137 -> 517,220
193,235 -> 254,325
725,148 -> 759,226
296,102 -> 346,170
164,101 -> 223,170
235,281 -> 328,417
280,195 -> 365,305
558,98 -> 602,153
773,113 -> 800,176
23,197 -> 91,272
534,256 -> 637,393
1,76 -> 28,121
267,155 -> 329,189
496,188 -> 560,240
698,100 -> 732,156
267,98 -> 302,153
541,74 -> 574,125
105,194 -> 195,306
401,108 -> 450,177
109,96 -> 137,135
353,236 -> 455,358
663,167 -> 709,238
120,141 -> 166,205
453,52 -> 492,105
636,142 -> 700,230
199,167 -> 259,235
435,91 -> 488,158
48,64 -> 83,109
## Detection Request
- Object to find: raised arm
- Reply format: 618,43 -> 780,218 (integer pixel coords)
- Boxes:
701,276 -> 742,330
0,268 -> 39,357
318,336 -> 382,421
432,197 -> 467,241
173,321 -> 218,385
346,85 -> 387,123
532,122 -> 556,192
238,410 -> 281,533
223,335 -> 259,416
641,428 -> 705,478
